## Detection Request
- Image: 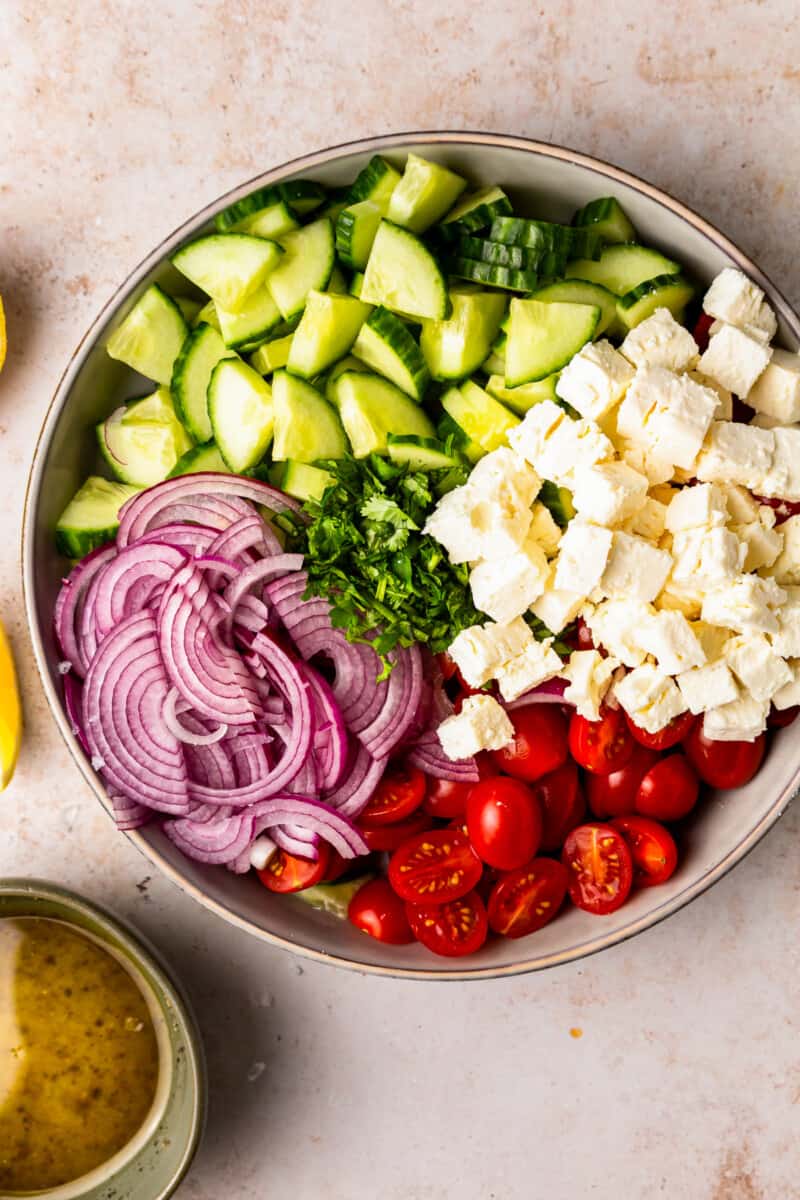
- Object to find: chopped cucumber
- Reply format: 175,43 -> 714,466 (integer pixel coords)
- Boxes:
361,221 -> 448,320
436,412 -> 485,464
386,153 -> 467,233
349,271 -> 365,298
194,299 -> 220,330
56,477 -> 142,558
352,306 -> 430,399
386,434 -> 460,471
98,387 -> 193,486
615,273 -> 695,330
335,371 -> 435,457
215,286 -> 283,349
279,459 -> 335,502
336,200 -> 384,270
171,323 -> 236,442
277,180 -> 327,215
505,298 -> 600,387
325,355 -> 372,404
420,288 -> 506,381
249,333 -> 294,375
454,236 -> 567,273
287,290 -> 371,379
266,218 -> 335,321
447,258 -> 540,292
486,372 -> 559,414
538,480 -> 576,527
172,234 -> 283,312
438,186 -> 513,241
345,156 -> 402,207
106,284 -> 188,386
489,217 -> 601,260
566,244 -> 681,296
528,279 -> 617,337
168,441 -> 231,477
482,349 -> 507,376
573,196 -> 635,245
327,267 -> 349,294
271,371 -> 347,462
215,192 -> 299,239
293,875 -> 374,918
173,296 -> 204,324
441,380 -> 519,454
208,359 -> 274,472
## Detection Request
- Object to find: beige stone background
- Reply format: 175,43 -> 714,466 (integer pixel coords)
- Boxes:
2,1 -> 800,1196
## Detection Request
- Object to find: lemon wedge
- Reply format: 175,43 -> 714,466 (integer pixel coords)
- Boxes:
0,297 -> 6,373
0,619 -> 21,789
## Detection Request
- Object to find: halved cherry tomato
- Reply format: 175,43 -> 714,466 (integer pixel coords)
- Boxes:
769,704 -> 799,728
257,844 -> 330,894
348,878 -> 414,944
684,725 -> 766,790
358,767 -> 426,827
388,828 -> 483,904
692,311 -> 714,352
492,704 -> 568,782
359,810 -> 433,852
466,776 -> 543,870
533,760 -> 586,852
487,858 -> 569,938
561,823 -> 633,915
635,753 -> 699,821
611,815 -> 678,887
422,754 -> 496,819
586,742 -> 659,819
625,710 -> 695,751
569,706 -> 634,776
323,849 -> 349,883
406,890 -> 488,956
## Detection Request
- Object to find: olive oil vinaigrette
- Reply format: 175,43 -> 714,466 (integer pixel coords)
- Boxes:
0,917 -> 161,1193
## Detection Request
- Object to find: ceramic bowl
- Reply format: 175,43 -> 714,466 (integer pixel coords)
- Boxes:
22,132 -> 800,980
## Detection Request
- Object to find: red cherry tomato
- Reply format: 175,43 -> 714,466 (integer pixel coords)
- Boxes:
421,754 -> 496,819
586,742 -> 659,819
692,311 -> 714,352
611,816 -> 678,888
569,706 -> 635,776
635,754 -> 699,821
492,704 -> 568,783
684,724 -> 766,790
323,849 -> 349,883
359,810 -> 433,852
388,828 -> 483,904
533,760 -> 586,852
256,844 -> 330,894
466,776 -> 543,871
561,823 -> 633,915
358,767 -> 426,827
625,710 -> 696,751
347,878 -> 414,944
487,858 -> 569,938
769,704 -> 800,728
406,890 -> 488,957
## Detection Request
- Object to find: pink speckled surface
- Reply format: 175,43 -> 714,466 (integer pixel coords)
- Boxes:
2,3 -> 800,1196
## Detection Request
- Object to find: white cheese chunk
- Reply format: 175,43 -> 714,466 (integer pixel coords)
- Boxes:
495,639 -> 564,702
615,437 -> 675,486
617,366 -> 717,470
703,693 -> 770,742
585,599 -> 653,667
719,483 -> 760,524
437,694 -> 515,758
561,649 -> 619,720
703,267 -> 777,343
468,446 -> 542,510
768,586 -> 800,657
772,659 -> 800,710
555,339 -> 634,421
724,633 -> 792,702
671,526 -> 745,588
688,370 -> 733,421
732,519 -> 783,572
600,531 -> 672,604
534,415 -> 615,488
677,659 -> 739,714
620,307 -> 699,372
701,575 -> 786,635
530,575 -> 584,635
507,400 -> 566,468
655,577 -> 705,619
759,427 -> 800,501
664,483 -> 728,533
527,502 -> 563,557
690,620 -> 733,661
698,324 -> 772,399
422,485 -> 480,564
746,349 -> 800,422
640,610 -> 706,674
469,537 -> 550,623
570,460 -> 648,527
695,421 -> 775,491
447,617 -> 532,688
613,664 -> 687,733
765,514 -> 800,584
624,496 -> 668,541
424,464 -> 537,564
249,836 -> 277,871
554,521 -> 614,595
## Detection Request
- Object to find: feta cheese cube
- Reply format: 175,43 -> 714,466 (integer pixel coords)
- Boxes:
437,694 -> 515,758
746,349 -> 800,422
570,460 -> 648,527
688,370 -> 733,421
530,574 -> 584,634
719,483 -> 760,524
698,324 -> 772,399
616,437 -> 674,486
671,526 -> 745,587
616,366 -> 662,441
724,633 -> 792,702
527,502 -> 563,557
702,268 -> 777,343
665,483 -> 728,533
613,664 -> 687,733
422,485 -> 479,564
640,610 -> 706,674
772,659 -> 800,710
470,538 -> 550,623
768,586 -> 800,657
468,446 -> 542,510
732,519 -> 783,571
656,577 -> 704,619
507,401 -> 566,469
535,415 -> 615,488
703,693 -> 770,742
645,374 -> 720,469
561,649 -> 619,720
600,531 -> 672,603
624,496 -> 668,541
690,620 -> 733,661
702,575 -> 786,635
695,421 -> 775,490
585,599 -> 653,667
621,307 -> 699,372
759,427 -> 800,501
555,339 -> 634,421
495,639 -> 563,701
447,617 -> 532,688
677,659 -> 739,714
766,514 -> 800,584
554,521 -> 614,595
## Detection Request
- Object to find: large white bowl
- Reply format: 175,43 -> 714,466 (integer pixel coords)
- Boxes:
22,132 -> 800,980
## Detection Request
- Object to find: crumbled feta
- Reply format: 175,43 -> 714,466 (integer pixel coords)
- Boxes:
554,521 -> 614,595
535,415 -> 615,488
561,649 -> 619,720
422,486 -> 480,564
616,367 -> 661,440
585,599 -> 653,667
656,577 -> 705,619
732,518 -> 783,572
688,370 -> 733,421
617,366 -> 717,470
495,639 -> 564,702
677,659 -> 739,714
724,633 -> 792,702
695,421 -> 775,490
570,460 -> 648,527
527,502 -> 563,557
768,586 -> 800,657
765,513 -> 800,584
664,483 -> 727,535
468,446 -> 542,510
719,483 -> 760,524
701,575 -> 786,635
600,531 -> 673,603
698,324 -> 772,399
555,339 -> 635,421
437,694 -> 515,758
746,349 -> 800,423
760,427 -> 800,500
615,437 -> 675,486
640,609 -> 706,674
690,620 -> 733,661
447,617 -> 532,688
621,307 -> 699,373
772,659 -> 800,710
671,526 -> 745,588
703,267 -> 777,344
613,664 -> 687,733
469,537 -> 549,623
623,496 -> 668,542
507,400 -> 566,467
530,575 -> 584,634
703,693 -> 770,742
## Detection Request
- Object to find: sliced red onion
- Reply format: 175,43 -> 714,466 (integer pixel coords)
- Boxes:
302,663 -> 348,791
406,732 -> 480,782
92,542 -> 189,638
109,791 -> 151,831
222,554 -> 303,634
273,825 -> 321,860
54,544 -> 117,677
63,672 -> 90,754
505,678 -> 571,711
208,513 -> 280,563
138,522 -> 219,555
162,686 -> 228,745
324,741 -> 388,820
165,809 -> 255,864
245,794 -> 368,858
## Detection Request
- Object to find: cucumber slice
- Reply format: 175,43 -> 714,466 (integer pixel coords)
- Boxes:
106,284 -> 188,386
325,355 -> 373,404
349,271 -> 365,298
171,323 -> 236,441
216,194 -> 299,239
436,412 -> 485,465
615,273 -> 696,330
566,244 -> 681,296
168,441 -> 231,477
420,289 -> 506,381
327,267 -> 349,294
538,480 -> 576,528
454,236 -> 567,273
280,459 -> 335,502
208,359 -> 275,472
271,371 -> 347,462
336,371 -> 435,457
278,180 -> 327,215
216,286 -> 283,349
438,186 -> 513,241
505,299 -> 600,387
172,234 -> 284,312
448,257 -> 540,292
98,387 -> 193,487
266,218 -> 335,321
360,221 -> 448,320
386,154 -> 467,234
56,477 -> 142,558
286,290 -> 371,379
441,380 -> 519,454
486,372 -> 559,414
386,434 -> 460,471
345,155 -> 401,207
194,299 -> 220,330
490,217 -> 602,260
482,349 -> 507,376
174,296 -> 204,324
336,200 -> 384,270
352,306 -> 430,400
249,332 -> 294,375
573,196 -> 635,245
294,875 -> 374,918
528,279 -> 617,337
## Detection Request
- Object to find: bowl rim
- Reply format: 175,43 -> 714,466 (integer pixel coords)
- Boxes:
21,129 -> 800,982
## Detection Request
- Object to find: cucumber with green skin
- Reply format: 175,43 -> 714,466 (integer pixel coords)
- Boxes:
345,155 -> 401,207
271,371 -> 347,462
173,296 -> 204,324
538,481 -> 576,527
441,380 -> 519,454
56,477 -> 142,558
249,333 -> 294,375
573,196 -> 635,245
97,388 -> 193,487
386,153 -> 467,233
335,371 -> 435,457
168,441 -> 231,477
208,359 -> 275,472
216,286 -> 284,349
352,306 -> 430,399
489,217 -> 602,260
528,278 -> 618,337
325,355 -> 373,405
447,257 -> 540,292
171,323 -> 236,442
454,235 -> 568,274
436,412 -> 485,464
279,459 -> 335,502
386,434 -> 461,471
286,290 -> 372,379
505,298 -> 600,387
266,218 -> 336,321
420,289 -> 506,381
360,221 -> 448,320
615,273 -> 695,330
335,200 -> 384,270
437,186 -> 513,241
106,284 -> 188,386
566,244 -> 681,296
214,180 -> 325,232
172,234 -> 284,312
486,372 -> 559,414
